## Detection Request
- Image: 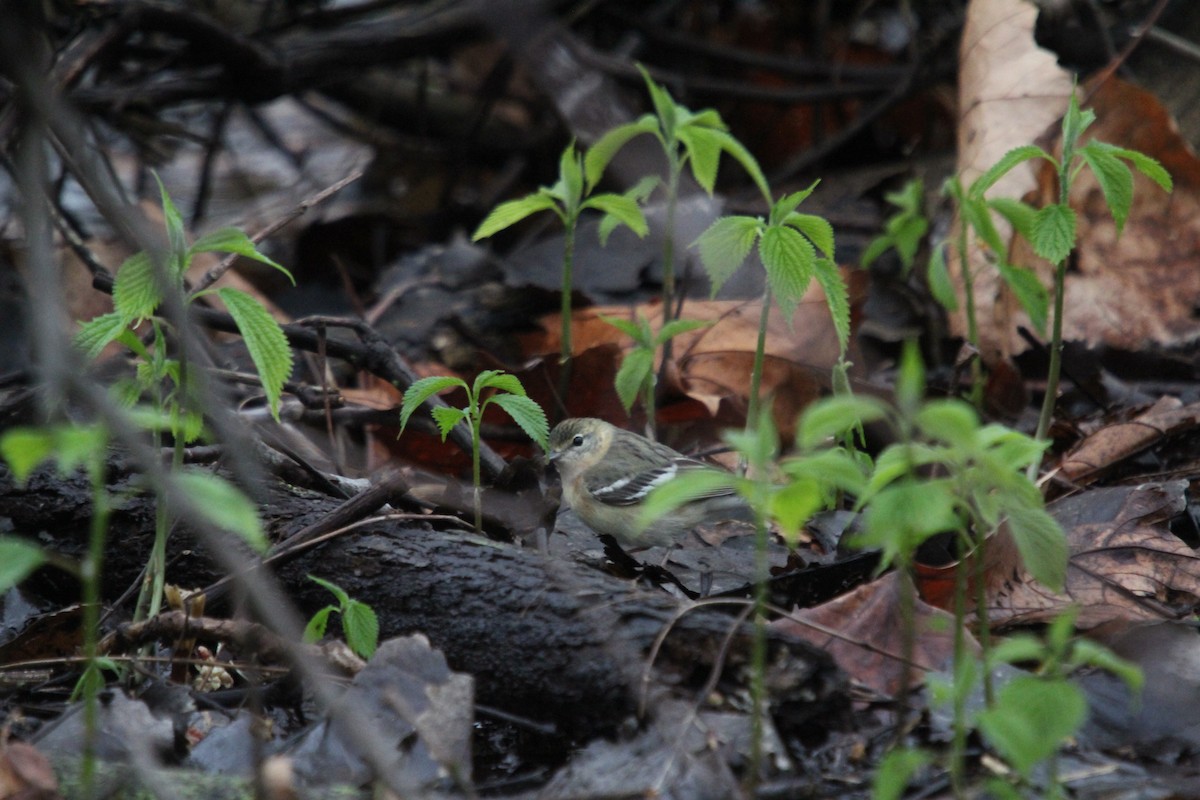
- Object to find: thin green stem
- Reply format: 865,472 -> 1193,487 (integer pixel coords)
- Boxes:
471,405 -> 483,533
950,531 -> 970,799
747,286 -> 772,435
747,488 -> 770,792
1033,163 -> 1073,450
973,527 -> 994,706
957,220 -> 983,409
81,444 -> 111,796
657,157 -> 683,386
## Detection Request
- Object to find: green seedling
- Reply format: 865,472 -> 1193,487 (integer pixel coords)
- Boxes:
304,575 -> 380,659
399,369 -> 549,532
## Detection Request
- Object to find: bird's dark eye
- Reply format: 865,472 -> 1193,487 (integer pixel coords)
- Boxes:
572,434 -> 584,447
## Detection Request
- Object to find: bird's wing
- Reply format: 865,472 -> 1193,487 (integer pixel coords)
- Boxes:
586,457 -> 735,506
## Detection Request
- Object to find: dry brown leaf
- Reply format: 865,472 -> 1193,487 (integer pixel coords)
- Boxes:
778,572 -> 978,697
986,481 -> 1200,628
1059,397 -> 1200,485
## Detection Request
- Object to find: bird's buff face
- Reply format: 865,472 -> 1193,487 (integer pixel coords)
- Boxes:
546,418 -> 611,481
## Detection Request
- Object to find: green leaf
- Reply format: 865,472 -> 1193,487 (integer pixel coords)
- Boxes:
769,183 -> 818,225
614,347 -> 653,412
970,144 -> 1053,199
655,318 -> 712,345
785,212 -> 835,259
856,480 -> 960,569
770,478 -> 825,545
343,600 -> 379,659
1061,90 -> 1095,151
399,376 -> 466,433
782,448 -> 870,496
813,258 -> 851,355
557,143 -> 585,209
189,228 -> 293,284
154,172 -> 188,272
584,116 -> 659,188
303,606 -> 333,643
112,252 -> 162,322
679,126 -> 723,194
474,369 -> 525,398
713,128 -> 772,203
872,748 -> 930,800
489,393 -> 549,450
694,215 -> 762,295
859,235 -> 892,270
1069,639 -> 1143,694
1031,203 -> 1077,264
960,196 -> 1007,258
988,197 -> 1038,242
1099,143 -> 1173,192
915,399 -> 979,450
759,225 -> 816,321
430,406 -> 466,440
639,64 -> 679,140
175,470 -> 267,552
926,244 -> 958,311
0,538 -> 47,592
74,312 -> 132,359
638,468 -> 737,531
472,194 -> 560,240
797,395 -> 889,450
997,263 -> 1049,335
0,428 -> 56,481
895,340 -> 925,414
1005,504 -> 1067,592
1080,141 -> 1134,235
309,574 -> 351,607
217,288 -> 293,421
599,313 -> 649,343
584,193 -> 649,245
976,676 -> 1086,777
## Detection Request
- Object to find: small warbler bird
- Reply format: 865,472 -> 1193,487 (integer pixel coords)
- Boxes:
546,417 -> 748,548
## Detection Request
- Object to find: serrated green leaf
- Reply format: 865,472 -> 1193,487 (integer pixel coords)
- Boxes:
1031,204 -> 1077,264
927,244 -> 958,311
489,393 -> 549,450
584,116 -> 659,188
713,128 -> 772,203
431,406 -> 467,440
960,196 -> 1007,258
585,193 -> 649,244
217,288 -> 293,421
770,183 -> 818,225
970,145 -> 1053,199
113,252 -> 162,322
694,215 -> 762,295
1062,90 -> 1095,150
759,225 -> 815,321
399,376 -> 466,432
782,447 -> 869,496
976,676 -> 1085,777
154,172 -> 187,272
813,258 -> 850,354
856,480 -> 960,569
475,369 -> 525,398
639,64 -> 678,140
679,126 -> 722,194
915,399 -> 979,450
1080,142 -> 1134,235
175,470 -> 266,552
1005,504 -> 1067,592
0,538 -> 47,591
75,312 -> 132,359
797,395 -> 889,450
189,228 -> 293,284
686,108 -> 725,129
472,194 -> 561,241
614,347 -> 653,412
343,600 -> 379,659
558,143 -> 585,209
1100,143 -> 1173,192
303,606 -> 333,643
987,197 -> 1037,242
785,212 -> 836,259
997,263 -> 1049,335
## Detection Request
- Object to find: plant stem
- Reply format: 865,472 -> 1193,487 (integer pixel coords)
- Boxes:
747,491 -> 770,792
1033,163 -> 1073,467
747,286 -> 772,435
81,444 -> 111,796
471,406 -> 483,533
957,221 -> 983,410
950,532 -> 970,799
